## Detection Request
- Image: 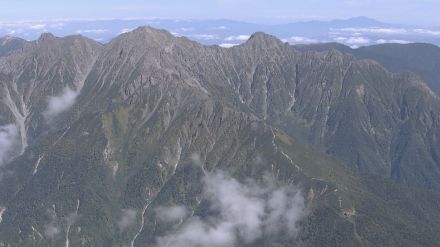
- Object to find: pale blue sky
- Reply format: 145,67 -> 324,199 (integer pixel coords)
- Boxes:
1,0 -> 438,25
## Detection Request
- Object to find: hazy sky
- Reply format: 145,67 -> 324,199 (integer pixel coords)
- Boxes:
1,0 -> 439,25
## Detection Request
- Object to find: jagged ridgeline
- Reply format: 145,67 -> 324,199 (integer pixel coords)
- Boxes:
0,26 -> 440,247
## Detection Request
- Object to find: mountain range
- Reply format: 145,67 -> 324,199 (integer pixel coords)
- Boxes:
1,17 -> 440,47
0,26 -> 440,246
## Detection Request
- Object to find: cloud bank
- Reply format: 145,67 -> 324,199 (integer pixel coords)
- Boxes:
44,87 -> 79,120
219,43 -> 239,48
156,171 -> 306,247
283,36 -> 318,44
225,35 -> 250,41
376,39 -> 411,44
76,29 -> 108,34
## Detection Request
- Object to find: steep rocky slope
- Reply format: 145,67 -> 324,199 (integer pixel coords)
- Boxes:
0,27 -> 440,246
298,42 -> 440,95
0,33 -> 102,163
84,28 -> 440,189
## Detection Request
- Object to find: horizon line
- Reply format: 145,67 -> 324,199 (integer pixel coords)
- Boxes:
0,16 -> 382,25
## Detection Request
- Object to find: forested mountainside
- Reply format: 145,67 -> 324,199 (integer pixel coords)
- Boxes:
0,27 -> 440,246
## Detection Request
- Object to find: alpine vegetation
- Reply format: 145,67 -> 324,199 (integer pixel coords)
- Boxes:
156,171 -> 306,247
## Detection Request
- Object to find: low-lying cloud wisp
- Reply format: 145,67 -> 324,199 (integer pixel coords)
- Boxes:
44,214 -> 60,239
43,205 -> 80,240
219,43 -> 239,48
0,124 -> 18,167
44,87 -> 79,120
118,209 -> 138,232
224,35 -> 250,41
156,205 -> 188,223
0,207 -> 6,224
156,171 -> 306,247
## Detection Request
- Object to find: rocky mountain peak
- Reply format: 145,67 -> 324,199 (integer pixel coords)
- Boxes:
114,26 -> 178,47
246,31 -> 285,47
37,32 -> 56,43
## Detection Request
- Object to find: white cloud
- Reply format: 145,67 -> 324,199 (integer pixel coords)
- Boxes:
155,171 -> 306,247
49,22 -> 65,29
76,29 -> 108,34
0,207 -> 6,224
44,214 -> 60,239
0,22 -> 49,32
376,39 -> 412,44
44,224 -> 60,239
285,36 -> 318,44
43,204 -> 79,240
156,205 -> 188,223
178,27 -> 194,32
118,209 -> 137,232
0,124 -> 18,167
6,29 -> 24,35
334,27 -> 408,35
331,27 -> 440,39
219,43 -> 239,48
170,32 -> 183,37
389,39 -> 411,44
334,36 -> 348,42
345,36 -> 370,45
224,35 -> 250,41
375,39 -> 387,44
413,28 -> 440,36
44,87 -> 79,120
29,24 -> 46,30
119,27 -> 136,34
189,34 -> 219,40
334,36 -> 412,46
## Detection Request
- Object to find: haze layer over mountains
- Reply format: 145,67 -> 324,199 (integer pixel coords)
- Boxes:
1,17 -> 440,47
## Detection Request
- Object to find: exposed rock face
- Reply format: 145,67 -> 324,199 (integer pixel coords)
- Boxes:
84,27 -> 440,188
0,34 -> 102,158
0,27 -> 440,246
298,42 -> 440,95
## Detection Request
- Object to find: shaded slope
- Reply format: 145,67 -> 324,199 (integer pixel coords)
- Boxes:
0,36 -> 27,57
297,42 -> 440,95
